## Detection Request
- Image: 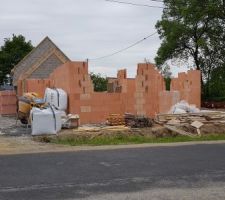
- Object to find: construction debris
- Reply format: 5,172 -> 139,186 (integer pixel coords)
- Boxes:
164,124 -> 196,137
191,121 -> 204,135
62,114 -> 80,129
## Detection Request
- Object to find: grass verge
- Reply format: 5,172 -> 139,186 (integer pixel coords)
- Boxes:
49,134 -> 225,146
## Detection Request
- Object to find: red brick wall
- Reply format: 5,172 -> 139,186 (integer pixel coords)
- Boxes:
0,90 -> 17,115
16,61 -> 201,124
17,79 -> 51,97
171,69 -> 201,108
159,91 -> 180,114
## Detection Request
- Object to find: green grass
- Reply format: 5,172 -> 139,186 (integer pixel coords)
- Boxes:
50,134 -> 225,146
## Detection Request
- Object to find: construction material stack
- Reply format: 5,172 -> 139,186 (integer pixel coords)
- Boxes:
29,88 -> 69,135
44,88 -> 67,111
18,92 -> 45,124
124,113 -> 153,128
107,114 -> 125,126
31,107 -> 62,135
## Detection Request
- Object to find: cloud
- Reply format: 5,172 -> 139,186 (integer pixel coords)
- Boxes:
0,0 -> 185,77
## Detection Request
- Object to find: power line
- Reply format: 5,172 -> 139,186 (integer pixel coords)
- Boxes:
147,0 -> 164,2
106,0 -> 220,9
105,0 -> 164,8
89,32 -> 157,61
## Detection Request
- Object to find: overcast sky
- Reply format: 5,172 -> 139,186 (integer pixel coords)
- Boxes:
0,0 -> 187,78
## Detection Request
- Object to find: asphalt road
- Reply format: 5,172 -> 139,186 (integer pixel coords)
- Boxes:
0,143 -> 225,200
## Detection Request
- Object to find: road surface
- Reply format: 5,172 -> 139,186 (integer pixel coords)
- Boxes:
0,143 -> 225,200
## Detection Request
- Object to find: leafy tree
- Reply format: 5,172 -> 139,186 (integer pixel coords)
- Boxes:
90,72 -> 108,92
207,64 -> 225,98
161,63 -> 172,91
0,34 -> 33,84
155,0 -> 225,96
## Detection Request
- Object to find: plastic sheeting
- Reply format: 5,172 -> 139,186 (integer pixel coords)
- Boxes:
31,107 -> 62,135
169,100 -> 200,114
44,88 -> 67,111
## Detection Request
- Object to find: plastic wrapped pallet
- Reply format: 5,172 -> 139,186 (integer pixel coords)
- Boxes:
44,88 -> 67,110
30,107 -> 62,135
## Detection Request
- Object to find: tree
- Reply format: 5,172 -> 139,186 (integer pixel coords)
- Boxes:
207,64 -> 225,98
161,63 -> 172,91
90,72 -> 108,92
155,0 -> 225,96
0,34 -> 33,84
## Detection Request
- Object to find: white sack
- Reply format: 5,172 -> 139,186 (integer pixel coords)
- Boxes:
31,107 -> 62,135
44,88 -> 67,111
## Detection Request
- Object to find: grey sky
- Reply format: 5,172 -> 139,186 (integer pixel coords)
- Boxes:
0,0 -> 187,77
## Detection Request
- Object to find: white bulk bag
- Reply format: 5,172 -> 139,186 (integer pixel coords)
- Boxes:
31,107 -> 62,135
44,88 -> 67,111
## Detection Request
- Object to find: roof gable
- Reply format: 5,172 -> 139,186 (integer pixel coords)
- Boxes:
12,36 -> 70,85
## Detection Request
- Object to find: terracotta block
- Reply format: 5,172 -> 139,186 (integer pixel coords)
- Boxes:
80,106 -> 91,113
170,69 -> 201,108
25,79 -> 51,97
159,91 -> 180,114
80,94 -> 91,100
0,104 -> 17,115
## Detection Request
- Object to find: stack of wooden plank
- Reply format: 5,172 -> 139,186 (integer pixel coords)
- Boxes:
155,111 -> 225,137
124,113 -> 153,128
155,112 -> 225,125
107,114 -> 125,126
124,113 -> 136,127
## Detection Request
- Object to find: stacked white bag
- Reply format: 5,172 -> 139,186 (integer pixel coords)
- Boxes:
31,107 -> 62,135
44,88 -> 67,111
31,88 -> 68,136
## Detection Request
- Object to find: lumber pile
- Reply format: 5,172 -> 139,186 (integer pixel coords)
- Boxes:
106,113 -> 153,128
124,113 -> 153,128
155,111 -> 225,136
107,114 -> 125,126
124,113 -> 136,127
156,112 -> 225,125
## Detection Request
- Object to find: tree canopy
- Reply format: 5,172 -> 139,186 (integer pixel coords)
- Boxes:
207,65 -> 225,98
155,0 -> 225,84
90,72 -> 108,92
161,63 -> 172,91
0,34 -> 33,84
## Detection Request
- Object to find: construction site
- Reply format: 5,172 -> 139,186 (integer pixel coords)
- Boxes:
0,37 -> 225,145
1,1 -> 225,199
